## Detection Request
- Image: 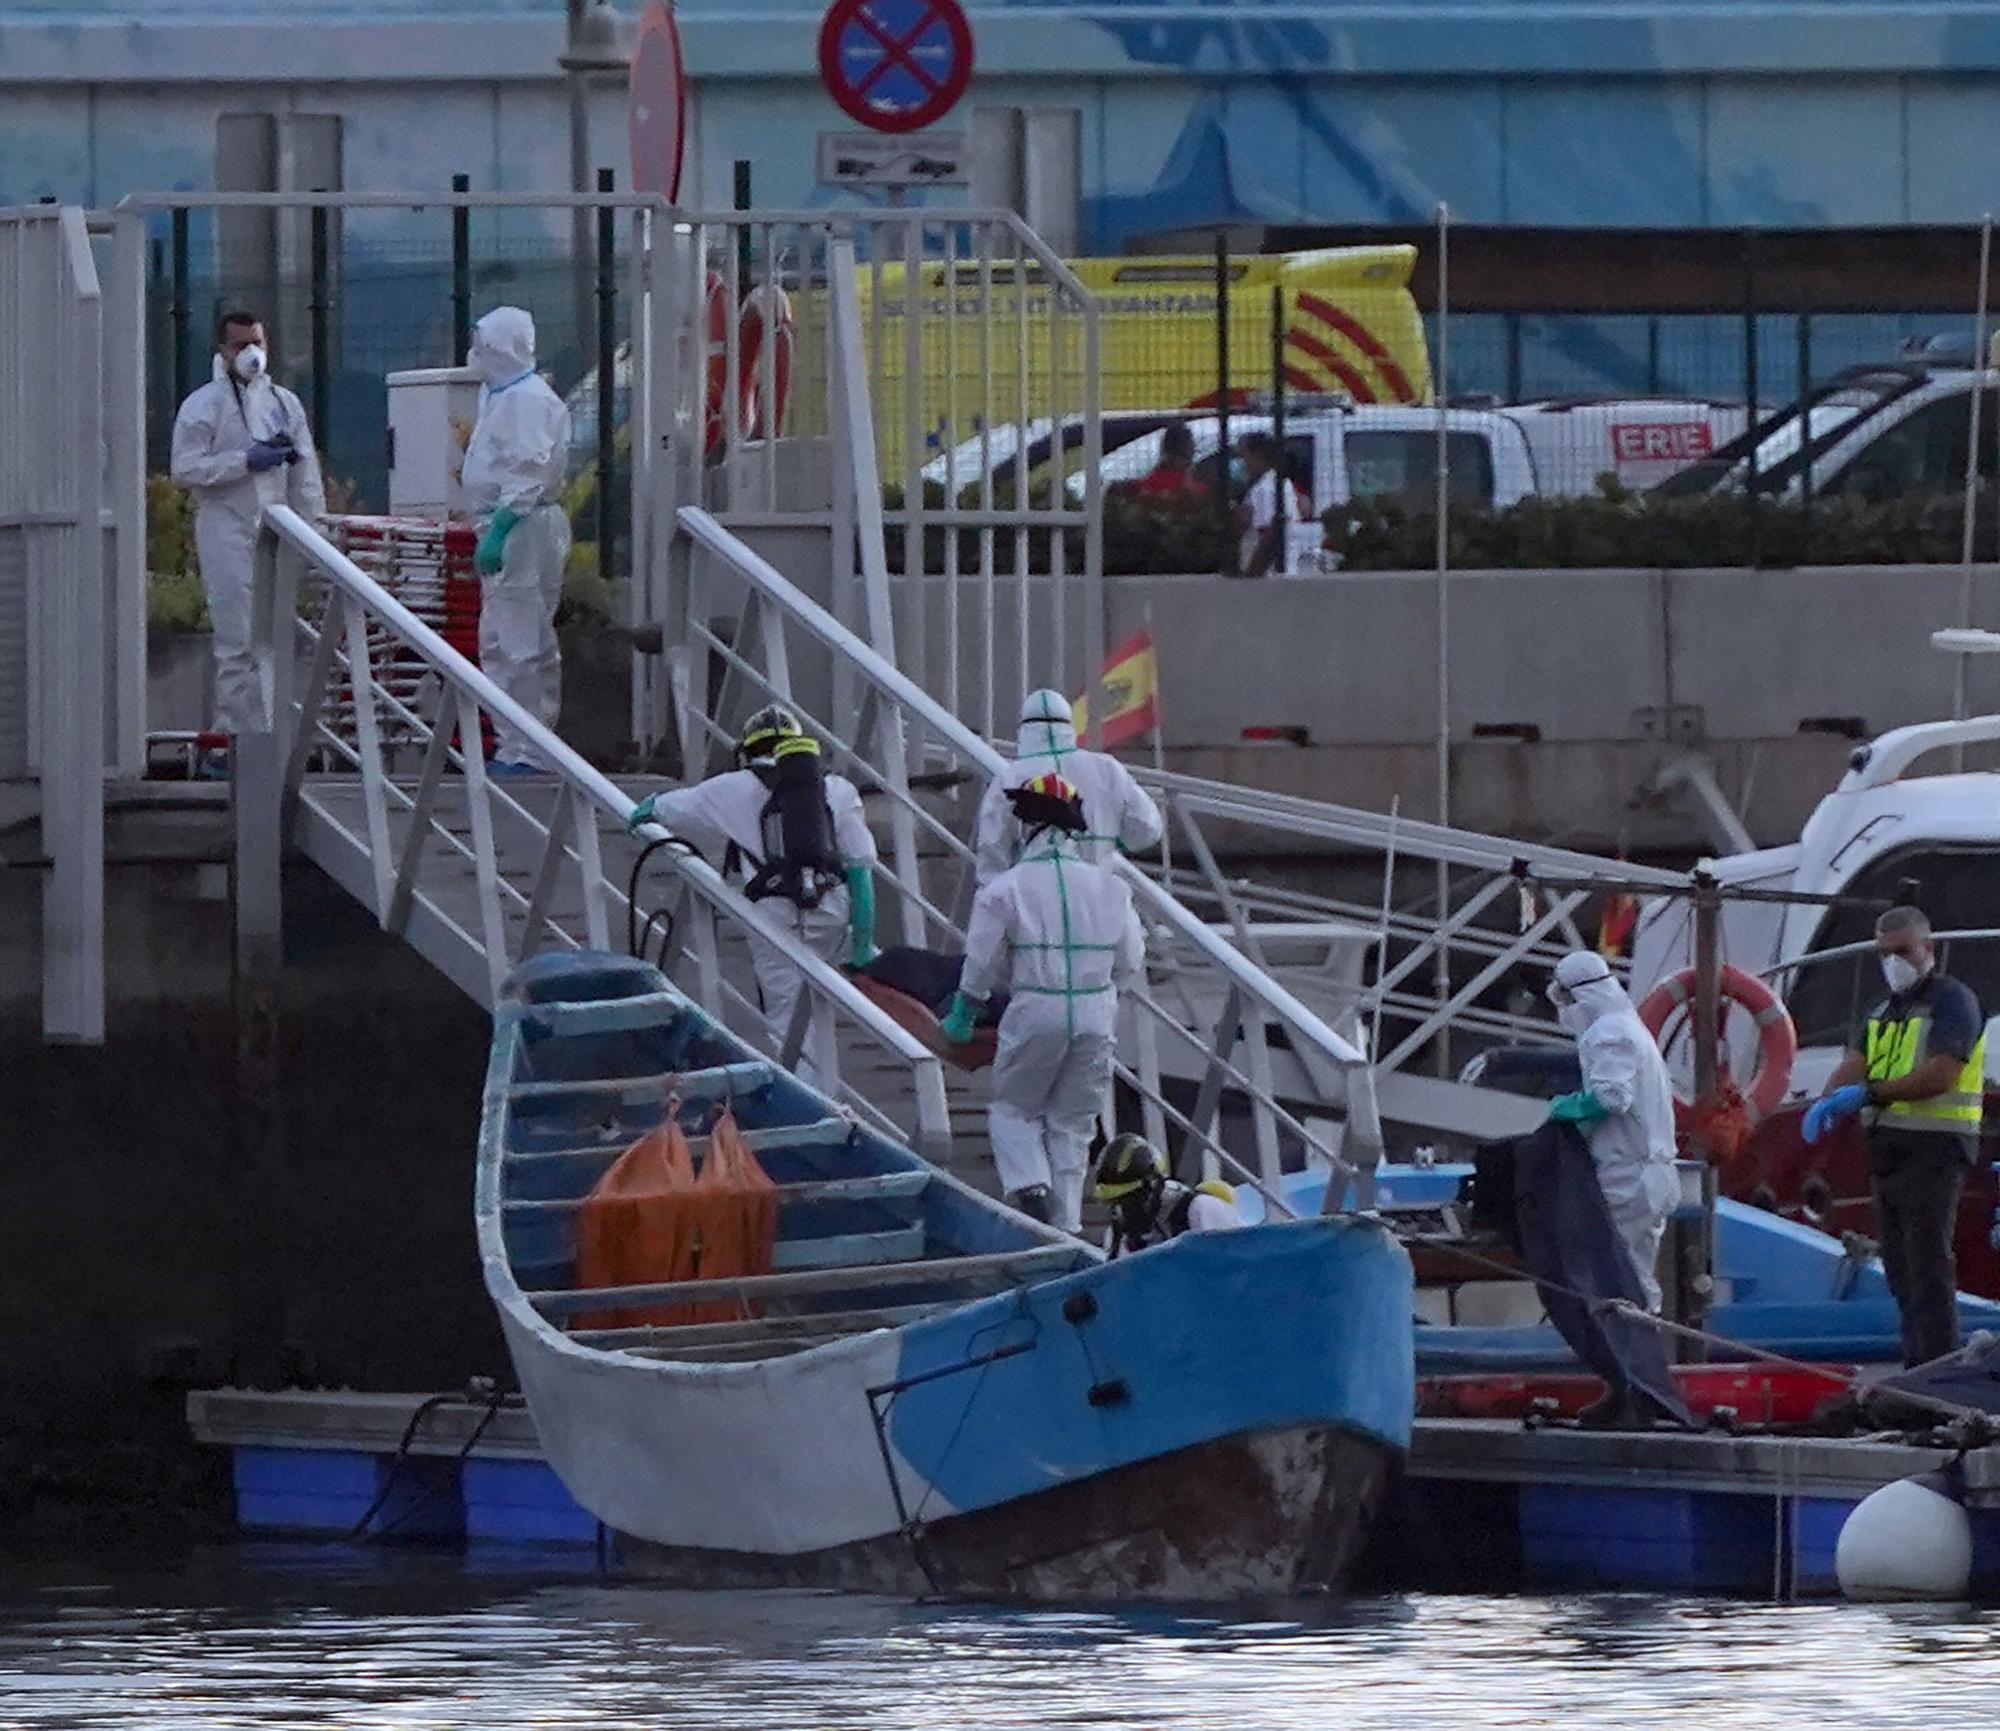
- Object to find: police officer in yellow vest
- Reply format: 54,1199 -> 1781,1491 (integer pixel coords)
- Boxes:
1805,906 -> 1987,1365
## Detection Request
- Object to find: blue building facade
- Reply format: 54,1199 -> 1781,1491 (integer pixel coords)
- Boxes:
9,0 -> 1998,490
7,0 -> 2000,241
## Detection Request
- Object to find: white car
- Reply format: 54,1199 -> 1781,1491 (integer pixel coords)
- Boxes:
1657,352 -> 1995,503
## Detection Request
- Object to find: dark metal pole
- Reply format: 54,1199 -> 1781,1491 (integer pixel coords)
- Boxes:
733,159 -> 753,297
1270,282 -> 1286,487
1743,233 -> 1760,569
451,173 -> 472,364
1505,312 -> 1523,404
1646,315 -> 1661,396
171,206 -> 191,404
308,200 -> 331,456
596,166 -> 617,583
1796,302 -> 1813,558
1683,869 -> 1723,1354
1215,233 -> 1231,573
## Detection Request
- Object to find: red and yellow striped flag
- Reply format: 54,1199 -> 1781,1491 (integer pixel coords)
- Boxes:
1072,628 -> 1160,749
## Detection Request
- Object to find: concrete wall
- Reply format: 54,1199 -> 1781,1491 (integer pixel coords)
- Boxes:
0,824 -> 503,1528
1102,564 -> 2000,848
893,562 -> 2000,849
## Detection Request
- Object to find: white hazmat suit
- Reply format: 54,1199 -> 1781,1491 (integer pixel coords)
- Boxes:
962,830 -> 1146,1231
1552,950 -> 1681,1311
170,355 -> 326,736
636,767 -> 876,1085
462,308 -> 572,768
973,690 -> 1164,886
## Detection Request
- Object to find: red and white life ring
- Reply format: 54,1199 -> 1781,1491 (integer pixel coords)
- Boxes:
701,270 -> 731,457
1637,964 -> 1798,1122
700,273 -> 797,456
735,282 -> 795,442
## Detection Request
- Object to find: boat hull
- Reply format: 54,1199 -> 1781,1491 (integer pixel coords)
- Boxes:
616,1422 -> 1396,1600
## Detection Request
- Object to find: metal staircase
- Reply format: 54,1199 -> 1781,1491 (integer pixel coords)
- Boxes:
251,504 -> 1388,1212
228,197 -> 1684,1210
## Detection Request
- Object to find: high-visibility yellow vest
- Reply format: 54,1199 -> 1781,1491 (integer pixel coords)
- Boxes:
1863,1005 -> 1986,1136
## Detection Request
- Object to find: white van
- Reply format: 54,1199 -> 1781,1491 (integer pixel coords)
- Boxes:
1501,397 -> 1751,497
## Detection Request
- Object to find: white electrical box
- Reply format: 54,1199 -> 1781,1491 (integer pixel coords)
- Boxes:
386,366 -> 481,519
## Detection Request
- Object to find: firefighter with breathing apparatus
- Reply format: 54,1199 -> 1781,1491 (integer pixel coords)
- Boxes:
1092,1133 -> 1243,1258
627,705 -> 878,1084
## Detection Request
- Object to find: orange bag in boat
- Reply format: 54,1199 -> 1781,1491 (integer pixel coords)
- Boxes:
573,1109 -> 698,1331
677,1106 -> 779,1325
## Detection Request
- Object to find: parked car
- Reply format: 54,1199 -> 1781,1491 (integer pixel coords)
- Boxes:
1657,343 -> 1998,503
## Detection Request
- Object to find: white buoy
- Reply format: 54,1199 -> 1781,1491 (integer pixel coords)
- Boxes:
1836,1470 -> 1974,1602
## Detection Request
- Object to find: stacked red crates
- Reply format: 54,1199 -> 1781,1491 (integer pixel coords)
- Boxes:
324,516 -> 490,758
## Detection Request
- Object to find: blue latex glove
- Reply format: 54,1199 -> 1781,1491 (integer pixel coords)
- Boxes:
844,864 -> 879,969
475,506 -> 522,575
245,438 -> 290,474
1803,1083 -> 1870,1145
939,991 -> 979,1045
1548,1089 -> 1609,1127
626,792 -> 658,836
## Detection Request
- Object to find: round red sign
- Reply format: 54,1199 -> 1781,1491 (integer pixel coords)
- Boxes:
816,0 -> 974,136
628,1 -> 688,201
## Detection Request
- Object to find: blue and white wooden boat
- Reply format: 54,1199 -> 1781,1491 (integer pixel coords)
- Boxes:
477,953 -> 1415,1600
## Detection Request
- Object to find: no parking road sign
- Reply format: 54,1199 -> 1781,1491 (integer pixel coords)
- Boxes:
817,0 -> 975,135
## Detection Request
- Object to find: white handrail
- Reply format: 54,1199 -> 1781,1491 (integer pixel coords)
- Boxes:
678,504 -> 1372,1077
261,506 -> 955,1156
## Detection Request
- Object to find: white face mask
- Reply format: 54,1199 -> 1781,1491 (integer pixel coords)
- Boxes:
231,343 -> 268,383
1882,952 -> 1929,995
1558,1002 -> 1590,1036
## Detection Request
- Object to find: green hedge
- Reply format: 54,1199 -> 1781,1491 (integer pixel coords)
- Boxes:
1083,481 -> 2000,575
1318,484 -> 1997,573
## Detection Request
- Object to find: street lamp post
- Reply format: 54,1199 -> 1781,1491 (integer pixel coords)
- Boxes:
561,1 -> 632,374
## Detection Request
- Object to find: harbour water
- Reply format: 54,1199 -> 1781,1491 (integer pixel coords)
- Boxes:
3,1543 -> 1999,1728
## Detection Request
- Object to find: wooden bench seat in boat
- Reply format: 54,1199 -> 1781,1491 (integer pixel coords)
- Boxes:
523,1242 -> 1088,1321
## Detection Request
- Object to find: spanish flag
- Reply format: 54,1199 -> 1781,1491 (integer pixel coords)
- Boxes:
1598,853 -> 1639,958
1072,628 -> 1160,749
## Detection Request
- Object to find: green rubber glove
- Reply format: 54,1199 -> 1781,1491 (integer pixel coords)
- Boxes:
1548,1089 -> 1609,1127
626,792 -> 657,836
939,991 -> 979,1045
844,863 -> 879,968
474,506 -> 522,575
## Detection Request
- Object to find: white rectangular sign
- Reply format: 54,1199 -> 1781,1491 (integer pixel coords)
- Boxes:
816,131 -> 968,188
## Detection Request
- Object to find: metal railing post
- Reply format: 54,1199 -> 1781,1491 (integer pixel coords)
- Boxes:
308,201 -> 331,457
451,173 -> 472,364
596,167 -> 618,586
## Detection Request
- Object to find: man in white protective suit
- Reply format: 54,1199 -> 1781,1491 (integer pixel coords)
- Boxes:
972,687 -> 1162,887
942,772 -> 1146,1232
171,308 -> 326,761
461,307 -> 572,773
627,705 -> 880,1087
1544,949 -> 1682,1312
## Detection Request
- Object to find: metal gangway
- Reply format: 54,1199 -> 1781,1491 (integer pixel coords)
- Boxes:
12,187 -> 1676,1190
248,500 -> 1390,1212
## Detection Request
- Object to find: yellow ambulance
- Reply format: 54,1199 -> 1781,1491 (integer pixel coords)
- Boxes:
854,244 -> 1433,481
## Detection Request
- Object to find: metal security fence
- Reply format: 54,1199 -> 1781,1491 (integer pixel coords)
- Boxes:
141,226 -> 633,518
1107,222 -> 2000,575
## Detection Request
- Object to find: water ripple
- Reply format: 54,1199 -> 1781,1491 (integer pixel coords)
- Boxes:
0,1546 -> 1997,1728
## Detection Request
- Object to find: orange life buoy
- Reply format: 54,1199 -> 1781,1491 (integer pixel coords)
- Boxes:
1637,964 -> 1798,1123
